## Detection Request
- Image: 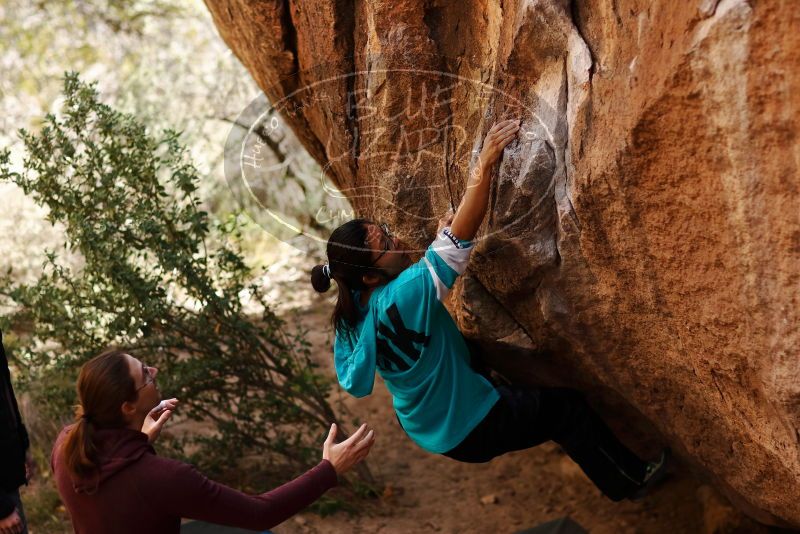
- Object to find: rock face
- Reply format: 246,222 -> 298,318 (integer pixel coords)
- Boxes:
204,0 -> 800,525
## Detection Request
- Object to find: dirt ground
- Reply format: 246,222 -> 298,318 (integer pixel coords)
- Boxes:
272,298 -> 712,534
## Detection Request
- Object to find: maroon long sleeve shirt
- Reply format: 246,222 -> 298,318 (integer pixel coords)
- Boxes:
51,426 -> 338,534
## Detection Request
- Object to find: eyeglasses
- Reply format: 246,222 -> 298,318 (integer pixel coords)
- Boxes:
135,364 -> 156,392
368,223 -> 394,266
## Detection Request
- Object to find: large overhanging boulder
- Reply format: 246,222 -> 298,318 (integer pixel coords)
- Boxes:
204,0 -> 799,526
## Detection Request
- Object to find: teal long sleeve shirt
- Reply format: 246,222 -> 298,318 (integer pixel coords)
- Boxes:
333,227 -> 499,454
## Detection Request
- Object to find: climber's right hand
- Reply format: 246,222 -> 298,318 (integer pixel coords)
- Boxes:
437,208 -> 454,233
477,119 -> 520,170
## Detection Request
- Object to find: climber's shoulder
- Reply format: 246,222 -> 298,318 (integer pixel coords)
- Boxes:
372,262 -> 427,306
385,260 -> 430,295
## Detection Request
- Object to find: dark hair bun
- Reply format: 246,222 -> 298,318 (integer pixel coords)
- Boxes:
310,264 -> 331,293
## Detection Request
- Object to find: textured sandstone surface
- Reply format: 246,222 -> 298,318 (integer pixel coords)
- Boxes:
204,0 -> 800,525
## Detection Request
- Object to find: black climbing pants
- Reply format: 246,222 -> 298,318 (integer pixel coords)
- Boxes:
442,385 -> 649,501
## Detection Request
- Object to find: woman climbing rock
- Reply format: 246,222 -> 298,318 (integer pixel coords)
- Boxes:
310,119 -> 667,502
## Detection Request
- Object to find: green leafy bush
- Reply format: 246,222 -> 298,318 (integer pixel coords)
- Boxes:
0,73 -> 338,486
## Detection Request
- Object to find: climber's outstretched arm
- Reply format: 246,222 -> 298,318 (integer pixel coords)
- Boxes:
450,119 -> 520,242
